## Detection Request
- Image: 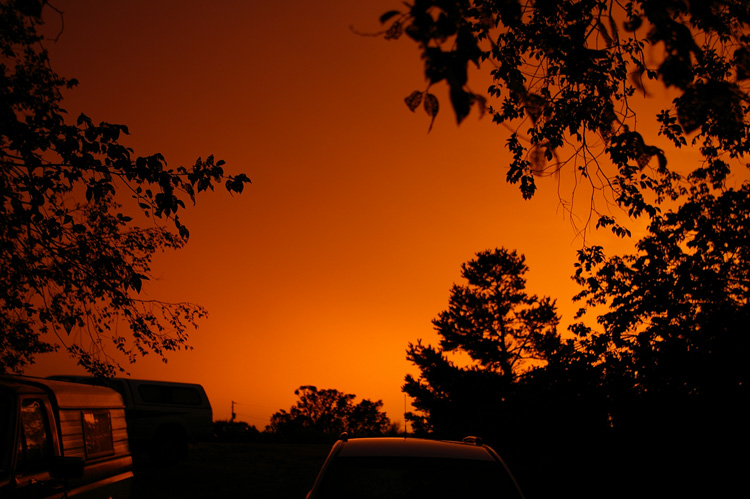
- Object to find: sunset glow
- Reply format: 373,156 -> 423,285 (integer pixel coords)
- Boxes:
26,0 -> 726,429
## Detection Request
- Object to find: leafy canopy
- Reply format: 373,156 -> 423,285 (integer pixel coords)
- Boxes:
572,182 -> 750,402
380,0 -> 750,235
0,0 -> 250,375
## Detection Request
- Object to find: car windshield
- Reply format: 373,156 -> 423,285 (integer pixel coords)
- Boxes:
315,455 -> 522,499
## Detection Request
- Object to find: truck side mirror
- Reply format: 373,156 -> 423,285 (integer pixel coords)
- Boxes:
49,456 -> 85,480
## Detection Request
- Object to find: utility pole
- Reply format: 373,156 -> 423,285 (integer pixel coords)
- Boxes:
231,400 -> 236,422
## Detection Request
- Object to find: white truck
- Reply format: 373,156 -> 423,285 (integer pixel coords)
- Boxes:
0,375 -> 133,498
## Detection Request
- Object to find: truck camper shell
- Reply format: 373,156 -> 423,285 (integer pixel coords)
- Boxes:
49,375 -> 212,463
0,375 -> 133,499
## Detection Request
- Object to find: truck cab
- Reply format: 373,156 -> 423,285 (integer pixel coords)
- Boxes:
0,375 -> 133,499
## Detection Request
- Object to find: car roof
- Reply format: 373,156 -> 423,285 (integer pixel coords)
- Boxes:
336,437 -> 496,461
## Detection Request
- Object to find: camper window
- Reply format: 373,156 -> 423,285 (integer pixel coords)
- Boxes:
82,410 -> 114,459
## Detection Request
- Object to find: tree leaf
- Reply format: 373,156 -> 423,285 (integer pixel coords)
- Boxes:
424,93 -> 439,132
423,93 -> 439,117
404,90 -> 423,112
384,20 -> 403,40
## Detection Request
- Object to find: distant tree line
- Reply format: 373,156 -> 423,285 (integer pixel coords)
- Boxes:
266,385 -> 398,443
213,385 -> 397,444
212,420 -> 263,443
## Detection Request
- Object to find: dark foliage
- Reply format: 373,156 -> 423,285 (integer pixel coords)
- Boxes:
267,386 -> 392,443
0,1 -> 250,375
380,0 -> 750,234
570,183 -> 750,498
403,248 -> 560,438
212,420 -> 262,443
405,190 -> 750,497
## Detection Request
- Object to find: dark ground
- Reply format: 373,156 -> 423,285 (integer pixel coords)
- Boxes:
131,442 -> 331,499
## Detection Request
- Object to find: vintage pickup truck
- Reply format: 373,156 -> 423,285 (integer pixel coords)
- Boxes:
0,375 -> 133,499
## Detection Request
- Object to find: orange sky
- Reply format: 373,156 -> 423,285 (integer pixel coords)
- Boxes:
26,0 -> 724,428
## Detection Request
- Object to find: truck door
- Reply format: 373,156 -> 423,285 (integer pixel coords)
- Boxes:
13,396 -> 58,498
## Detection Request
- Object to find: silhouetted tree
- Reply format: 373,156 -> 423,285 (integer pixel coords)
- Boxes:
0,1 -> 250,375
379,1 -> 750,234
571,182 -> 750,497
404,248 -> 560,439
574,182 -> 750,407
267,386 -> 391,442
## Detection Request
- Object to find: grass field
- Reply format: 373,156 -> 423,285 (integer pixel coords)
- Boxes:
131,442 -> 332,498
